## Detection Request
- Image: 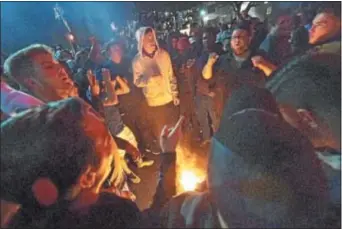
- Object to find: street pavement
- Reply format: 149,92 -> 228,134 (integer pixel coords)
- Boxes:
130,152 -> 161,210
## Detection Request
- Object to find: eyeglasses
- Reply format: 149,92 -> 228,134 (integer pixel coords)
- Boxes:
231,35 -> 247,40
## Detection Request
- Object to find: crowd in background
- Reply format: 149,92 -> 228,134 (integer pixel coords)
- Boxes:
0,2 -> 341,228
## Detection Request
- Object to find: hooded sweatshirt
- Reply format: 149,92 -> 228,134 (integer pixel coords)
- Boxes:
132,27 -> 178,107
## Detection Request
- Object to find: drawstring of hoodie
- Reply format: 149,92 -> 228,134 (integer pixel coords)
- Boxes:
227,108 -> 279,121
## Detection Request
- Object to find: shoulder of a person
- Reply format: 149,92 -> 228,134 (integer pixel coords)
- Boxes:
91,192 -> 140,213
132,53 -> 144,66
72,193 -> 141,228
163,191 -> 212,225
158,48 -> 171,57
166,191 -> 210,211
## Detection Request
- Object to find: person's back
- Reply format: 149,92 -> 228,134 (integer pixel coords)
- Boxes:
159,86 -> 330,228
266,53 -> 341,227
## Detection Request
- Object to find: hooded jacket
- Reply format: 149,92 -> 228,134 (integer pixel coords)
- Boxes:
132,27 -> 178,107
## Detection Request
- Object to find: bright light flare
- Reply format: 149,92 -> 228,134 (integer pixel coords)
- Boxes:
110,22 -> 117,31
67,33 -> 75,41
180,170 -> 203,191
200,10 -> 206,17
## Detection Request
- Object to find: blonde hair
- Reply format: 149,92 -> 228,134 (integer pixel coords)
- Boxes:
3,44 -> 53,89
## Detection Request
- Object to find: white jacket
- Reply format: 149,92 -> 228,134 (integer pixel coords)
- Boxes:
132,27 -> 178,107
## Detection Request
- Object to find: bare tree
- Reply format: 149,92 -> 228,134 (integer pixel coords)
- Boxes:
231,1 -> 261,20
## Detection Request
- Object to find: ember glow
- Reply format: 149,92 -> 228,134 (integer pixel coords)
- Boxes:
180,170 -> 203,191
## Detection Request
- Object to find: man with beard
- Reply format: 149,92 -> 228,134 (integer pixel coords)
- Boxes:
202,24 -> 273,117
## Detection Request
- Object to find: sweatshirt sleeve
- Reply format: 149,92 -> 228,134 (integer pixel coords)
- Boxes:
1,81 -> 44,116
132,58 -> 157,88
165,51 -> 179,99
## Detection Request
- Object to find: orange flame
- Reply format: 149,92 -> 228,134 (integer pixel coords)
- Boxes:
180,170 -> 204,191
176,143 -> 207,194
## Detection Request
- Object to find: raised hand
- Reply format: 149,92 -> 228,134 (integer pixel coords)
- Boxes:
160,116 -> 185,152
102,69 -> 112,82
207,53 -> 219,65
173,97 -> 180,106
87,70 -> 100,96
186,59 -> 196,68
251,55 -> 266,69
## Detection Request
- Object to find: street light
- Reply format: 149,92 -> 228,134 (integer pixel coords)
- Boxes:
200,9 -> 206,17
67,33 -> 75,42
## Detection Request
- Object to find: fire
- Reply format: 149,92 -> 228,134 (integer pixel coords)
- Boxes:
179,170 -> 204,192
175,139 -> 208,193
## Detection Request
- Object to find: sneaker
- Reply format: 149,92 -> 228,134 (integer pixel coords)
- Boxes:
145,148 -> 160,155
151,151 -> 161,155
127,172 -> 141,184
136,157 -> 154,168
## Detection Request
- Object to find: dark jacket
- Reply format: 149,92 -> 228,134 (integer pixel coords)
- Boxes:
157,86 -> 331,228
260,33 -> 293,65
211,49 -> 269,103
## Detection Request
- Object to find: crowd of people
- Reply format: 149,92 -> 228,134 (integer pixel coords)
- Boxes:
0,2 -> 341,228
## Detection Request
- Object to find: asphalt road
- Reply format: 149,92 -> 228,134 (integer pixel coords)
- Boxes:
129,152 -> 161,210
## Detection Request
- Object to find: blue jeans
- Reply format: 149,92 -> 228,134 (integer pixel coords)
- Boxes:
195,94 -> 219,141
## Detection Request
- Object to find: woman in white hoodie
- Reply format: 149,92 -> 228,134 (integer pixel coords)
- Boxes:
132,27 -> 180,152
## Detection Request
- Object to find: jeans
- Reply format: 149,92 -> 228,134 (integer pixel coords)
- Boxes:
195,94 -> 219,141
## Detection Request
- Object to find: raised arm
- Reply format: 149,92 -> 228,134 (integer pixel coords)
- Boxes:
251,56 -> 278,77
102,69 -> 119,106
115,76 -> 130,95
202,53 -> 219,80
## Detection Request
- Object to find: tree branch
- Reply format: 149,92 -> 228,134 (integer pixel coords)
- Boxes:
245,2 -> 260,13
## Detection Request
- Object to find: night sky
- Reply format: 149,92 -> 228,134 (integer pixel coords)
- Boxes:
1,2 -> 135,54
